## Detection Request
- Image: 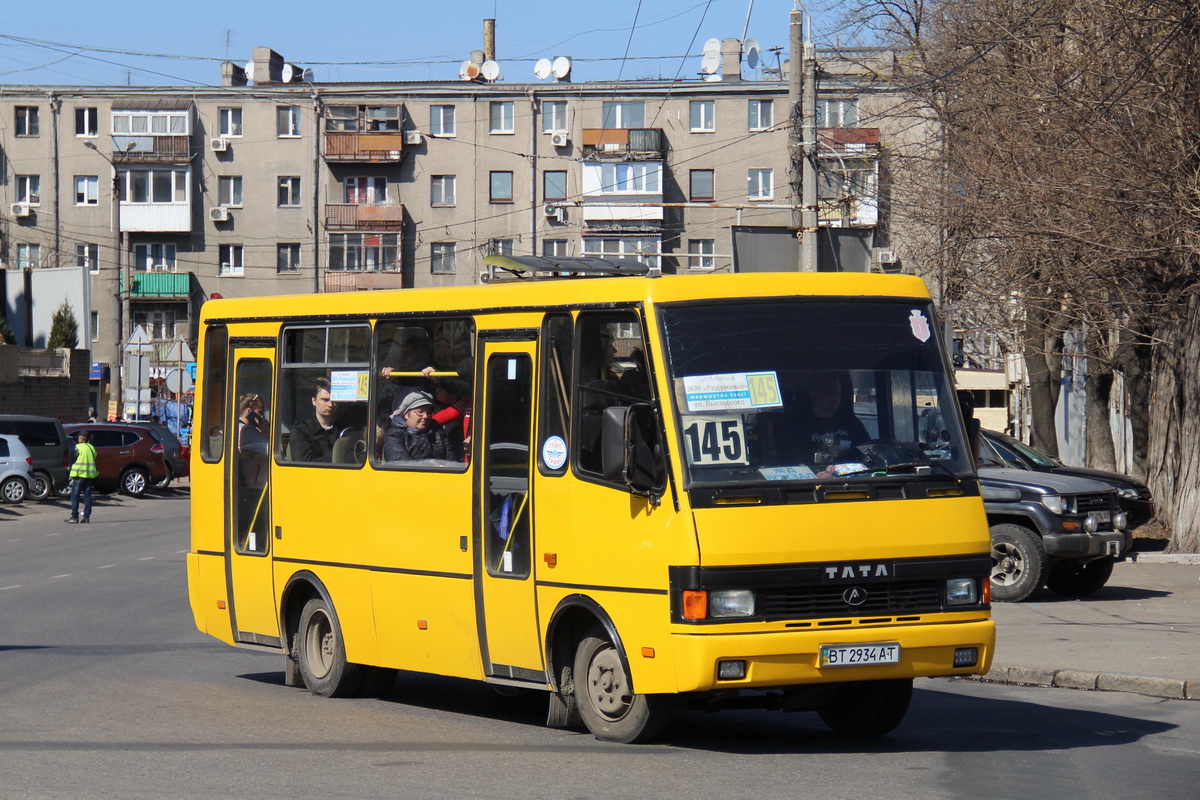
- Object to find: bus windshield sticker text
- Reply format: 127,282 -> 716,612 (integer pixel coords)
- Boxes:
681,415 -> 749,466
330,370 -> 369,402
542,435 -> 568,470
682,372 -> 782,412
759,465 -> 817,480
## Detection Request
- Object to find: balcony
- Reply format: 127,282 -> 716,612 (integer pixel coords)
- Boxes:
120,271 -> 193,300
324,270 -> 405,293
111,136 -> 192,165
323,132 -> 406,163
581,129 -> 665,160
324,203 -> 405,231
818,128 -> 881,156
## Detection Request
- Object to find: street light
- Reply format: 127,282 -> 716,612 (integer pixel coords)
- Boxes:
83,140 -> 129,418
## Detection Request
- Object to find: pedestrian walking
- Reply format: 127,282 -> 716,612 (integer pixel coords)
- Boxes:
67,431 -> 98,524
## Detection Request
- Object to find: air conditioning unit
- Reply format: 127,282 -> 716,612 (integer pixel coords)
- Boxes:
209,207 -> 230,222
210,138 -> 229,152
874,248 -> 898,264
549,132 -> 569,148
543,204 -> 565,223
404,129 -> 423,145
10,202 -> 31,218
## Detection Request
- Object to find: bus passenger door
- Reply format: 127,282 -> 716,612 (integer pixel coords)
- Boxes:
475,341 -> 544,682
226,350 -> 278,643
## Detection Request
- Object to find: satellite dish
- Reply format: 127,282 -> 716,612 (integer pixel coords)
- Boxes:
481,60 -> 500,81
534,58 -> 552,80
551,56 -> 572,80
281,63 -> 294,83
703,73 -> 722,83
460,61 -> 480,80
243,62 -> 255,83
700,38 -> 721,74
744,37 -> 761,70
301,67 -> 314,82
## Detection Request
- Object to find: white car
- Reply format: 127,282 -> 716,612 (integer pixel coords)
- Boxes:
0,433 -> 35,504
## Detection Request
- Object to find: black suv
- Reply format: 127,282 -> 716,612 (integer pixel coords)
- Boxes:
980,428 -> 1153,528
979,460 -> 1129,602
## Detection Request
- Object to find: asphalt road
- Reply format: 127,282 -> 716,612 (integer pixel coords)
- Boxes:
2,492 -> 1199,799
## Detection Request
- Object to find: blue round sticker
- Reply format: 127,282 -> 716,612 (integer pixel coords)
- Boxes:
542,435 -> 568,470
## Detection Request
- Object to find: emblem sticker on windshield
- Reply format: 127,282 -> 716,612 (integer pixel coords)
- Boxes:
909,310 -> 931,343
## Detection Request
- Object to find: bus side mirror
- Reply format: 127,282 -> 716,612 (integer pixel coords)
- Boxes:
956,389 -> 980,470
601,404 -> 663,502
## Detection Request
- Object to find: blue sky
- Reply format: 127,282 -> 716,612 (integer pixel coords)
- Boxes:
0,1 -> 843,86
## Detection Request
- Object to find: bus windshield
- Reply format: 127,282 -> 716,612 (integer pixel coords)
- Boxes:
659,299 -> 972,486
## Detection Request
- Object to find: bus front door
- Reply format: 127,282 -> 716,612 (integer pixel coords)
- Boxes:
475,342 -> 544,682
226,351 -> 278,644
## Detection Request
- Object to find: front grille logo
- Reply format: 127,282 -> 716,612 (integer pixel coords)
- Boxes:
843,586 -> 868,606
824,563 -> 890,580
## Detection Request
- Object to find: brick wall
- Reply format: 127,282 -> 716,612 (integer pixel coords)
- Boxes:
0,348 -> 91,422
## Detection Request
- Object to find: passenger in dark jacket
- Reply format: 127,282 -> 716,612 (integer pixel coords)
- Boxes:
384,391 -> 449,462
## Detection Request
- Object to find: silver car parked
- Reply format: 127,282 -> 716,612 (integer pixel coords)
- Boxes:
0,434 -> 35,504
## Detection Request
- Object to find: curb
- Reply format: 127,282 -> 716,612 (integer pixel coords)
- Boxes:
1130,552 -> 1200,566
971,663 -> 1200,701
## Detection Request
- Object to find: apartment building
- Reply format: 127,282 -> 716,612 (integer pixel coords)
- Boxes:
0,44 -> 901,413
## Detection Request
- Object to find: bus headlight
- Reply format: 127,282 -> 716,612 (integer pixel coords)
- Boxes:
709,590 -> 756,618
945,578 -> 978,606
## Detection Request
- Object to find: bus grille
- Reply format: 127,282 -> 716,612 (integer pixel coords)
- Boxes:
759,580 -> 944,621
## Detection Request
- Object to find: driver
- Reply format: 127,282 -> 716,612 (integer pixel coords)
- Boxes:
786,372 -> 870,466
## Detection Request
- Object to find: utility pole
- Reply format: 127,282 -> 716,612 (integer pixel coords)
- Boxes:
84,141 -> 126,417
796,8 -> 819,271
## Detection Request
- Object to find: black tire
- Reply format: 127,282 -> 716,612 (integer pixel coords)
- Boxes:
151,465 -> 173,491
573,631 -> 671,743
1045,558 -> 1115,597
1,476 -> 27,504
817,678 -> 913,737
120,467 -> 148,497
29,471 -> 53,501
990,523 -> 1047,602
296,597 -> 364,698
356,666 -> 398,698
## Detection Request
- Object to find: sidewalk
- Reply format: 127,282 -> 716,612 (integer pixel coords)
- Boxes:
977,556 -> 1200,700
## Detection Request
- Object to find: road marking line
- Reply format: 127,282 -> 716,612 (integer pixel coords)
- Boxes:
52,574 -> 73,579
98,564 -> 117,569
138,557 -> 155,561
1,585 -> 22,591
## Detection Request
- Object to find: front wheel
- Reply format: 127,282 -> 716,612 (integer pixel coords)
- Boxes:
573,632 -> 671,743
29,471 -> 53,501
120,467 -> 148,497
1,476 -> 27,504
818,678 -> 913,737
1045,558 -> 1115,597
296,597 -> 363,698
990,523 -> 1048,602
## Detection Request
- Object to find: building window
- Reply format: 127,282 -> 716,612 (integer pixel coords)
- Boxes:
132,243 -> 177,271
543,171 -> 567,201
430,105 -> 456,136
489,101 -> 514,134
344,176 -> 386,204
748,99 -> 773,131
490,239 -> 514,256
490,171 -> 514,203
689,100 -> 715,132
326,105 -> 400,133
277,244 -> 301,273
328,233 -> 399,271
16,175 -> 40,205
16,244 -> 41,269
543,100 -> 567,133
430,175 -> 456,207
431,242 -> 456,274
601,101 -> 645,129
276,106 -> 302,137
599,162 -> 661,193
218,176 -> 243,207
747,168 -> 773,200
687,239 -> 715,269
76,243 -> 100,273
15,107 -> 39,137
689,169 -> 715,201
219,244 -> 245,276
583,236 -> 660,267
112,111 -> 188,135
75,107 -> 99,137
218,107 -> 243,137
132,310 -> 176,340
278,176 -> 302,207
543,239 -> 569,257
817,98 -> 859,128
90,311 -> 100,343
122,169 -> 189,204
74,176 -> 99,206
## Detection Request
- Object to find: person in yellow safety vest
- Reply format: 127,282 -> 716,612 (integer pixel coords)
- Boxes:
67,431 -> 99,524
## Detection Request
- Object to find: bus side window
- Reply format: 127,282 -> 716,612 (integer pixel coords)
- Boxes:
200,325 -> 228,462
278,324 -> 371,466
538,313 -> 573,475
574,310 -> 655,479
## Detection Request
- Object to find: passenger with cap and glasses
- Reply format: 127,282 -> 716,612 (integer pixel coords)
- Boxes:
384,391 -> 450,462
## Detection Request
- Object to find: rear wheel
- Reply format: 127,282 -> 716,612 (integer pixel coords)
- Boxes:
818,679 -> 913,737
296,597 -> 363,698
29,471 -> 53,501
1045,558 -> 1115,597
1,476 -> 27,504
120,467 -> 148,497
573,631 -> 671,743
990,523 -> 1047,602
